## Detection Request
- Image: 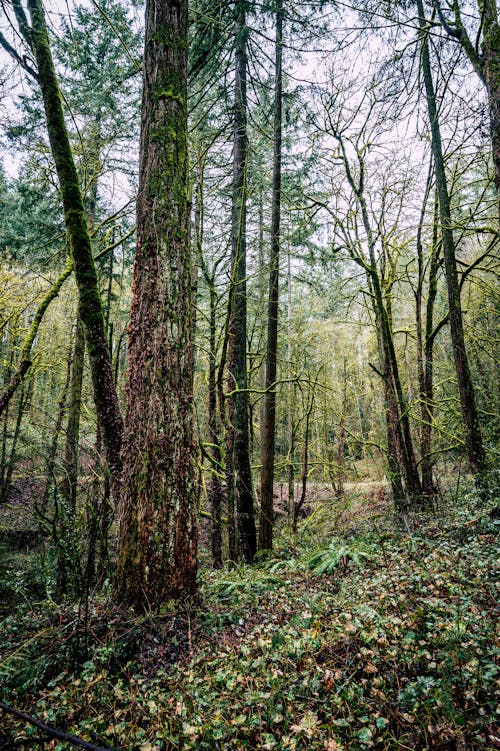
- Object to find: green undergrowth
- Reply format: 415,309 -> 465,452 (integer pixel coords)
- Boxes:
0,485 -> 498,750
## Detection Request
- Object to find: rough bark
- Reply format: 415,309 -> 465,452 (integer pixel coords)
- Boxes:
228,0 -> 256,563
259,0 -> 283,551
417,0 -> 487,477
115,0 -> 199,610
27,0 -> 123,492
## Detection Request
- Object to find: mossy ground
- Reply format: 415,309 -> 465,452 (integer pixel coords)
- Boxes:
0,481 -> 498,750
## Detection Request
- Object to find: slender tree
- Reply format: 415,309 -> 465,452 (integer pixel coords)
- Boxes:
115,0 -> 199,609
259,0 -> 283,551
227,0 -> 257,563
5,0 -> 125,493
416,0 -> 487,477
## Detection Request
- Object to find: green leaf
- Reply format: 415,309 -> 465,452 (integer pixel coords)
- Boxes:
358,726 -> 373,744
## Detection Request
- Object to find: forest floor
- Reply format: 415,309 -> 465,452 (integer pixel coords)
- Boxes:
0,478 -> 499,751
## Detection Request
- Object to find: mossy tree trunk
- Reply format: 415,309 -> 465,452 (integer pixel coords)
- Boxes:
115,0 -> 199,610
27,0 -> 123,493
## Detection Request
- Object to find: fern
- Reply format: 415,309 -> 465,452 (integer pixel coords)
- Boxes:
307,542 -> 372,575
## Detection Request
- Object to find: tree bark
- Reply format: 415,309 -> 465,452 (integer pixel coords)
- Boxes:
259,0 -> 283,551
115,0 -> 199,610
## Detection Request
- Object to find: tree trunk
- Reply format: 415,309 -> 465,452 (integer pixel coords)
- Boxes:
293,379 -> 316,532
361,189 -> 421,503
208,281 -> 224,568
287,251 -> 295,523
259,0 -> 283,551
416,185 -> 440,500
196,161 -> 224,569
61,315 -> 85,511
27,0 -> 123,492
228,0 -> 256,563
417,0 -> 487,477
480,0 -> 500,223
115,0 -> 199,610
0,383 -> 30,503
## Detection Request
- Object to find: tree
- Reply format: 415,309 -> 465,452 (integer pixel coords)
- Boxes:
0,0 -> 124,492
227,0 -> 257,563
259,0 -> 284,551
115,0 -> 199,609
433,0 -> 500,223
416,0 -> 487,479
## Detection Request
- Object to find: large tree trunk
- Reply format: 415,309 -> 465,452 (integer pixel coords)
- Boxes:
228,0 -> 256,563
417,0 -> 487,477
27,0 -> 123,492
259,0 -> 283,551
115,0 -> 199,610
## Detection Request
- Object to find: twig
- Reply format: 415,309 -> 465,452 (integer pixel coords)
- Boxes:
0,701 -> 117,751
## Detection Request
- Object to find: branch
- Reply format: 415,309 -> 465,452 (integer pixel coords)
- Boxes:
0,700 -> 116,751
368,361 -> 384,379
432,0 -> 484,81
459,235 -> 499,289
0,30 -> 38,80
428,313 -> 449,346
12,0 -> 33,48
432,0 -> 460,38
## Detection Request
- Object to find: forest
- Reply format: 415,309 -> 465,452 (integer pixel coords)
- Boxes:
0,0 -> 498,748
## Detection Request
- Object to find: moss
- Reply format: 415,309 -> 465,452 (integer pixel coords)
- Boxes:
155,87 -> 183,104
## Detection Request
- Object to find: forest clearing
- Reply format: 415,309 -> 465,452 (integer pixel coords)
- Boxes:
0,0 -> 499,748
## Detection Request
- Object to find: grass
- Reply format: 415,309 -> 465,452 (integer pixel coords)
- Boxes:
0,482 -> 498,750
